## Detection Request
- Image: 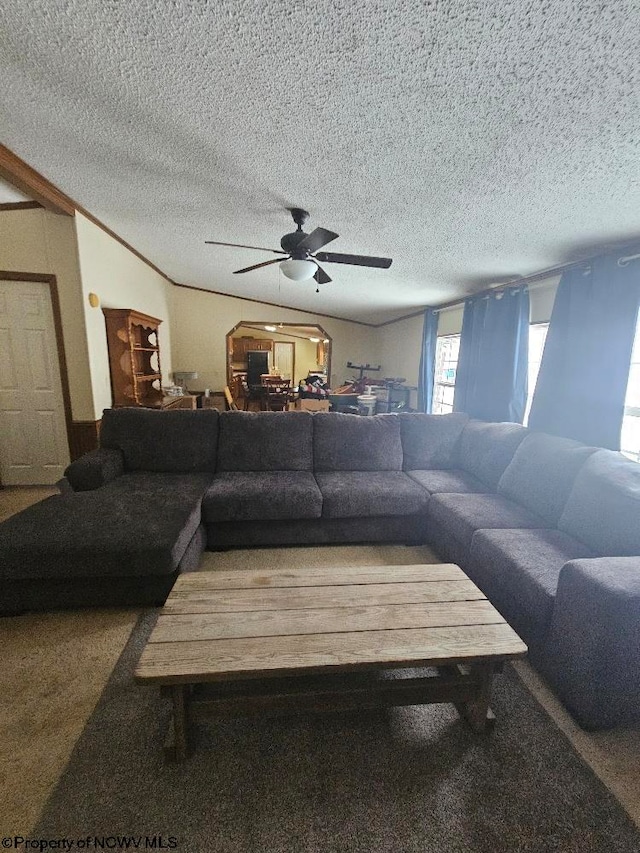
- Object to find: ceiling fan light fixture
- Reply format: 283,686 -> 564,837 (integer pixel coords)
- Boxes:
264,325 -> 277,332
279,258 -> 317,281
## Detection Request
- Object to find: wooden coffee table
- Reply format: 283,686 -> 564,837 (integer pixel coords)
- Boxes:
135,564 -> 527,761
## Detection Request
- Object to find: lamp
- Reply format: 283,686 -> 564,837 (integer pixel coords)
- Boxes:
173,371 -> 198,393
279,258 -> 317,281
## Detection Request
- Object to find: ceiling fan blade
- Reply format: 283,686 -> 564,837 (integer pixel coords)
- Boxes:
297,227 -> 339,253
205,240 -> 286,255
233,257 -> 285,274
314,265 -> 332,285
314,251 -> 392,269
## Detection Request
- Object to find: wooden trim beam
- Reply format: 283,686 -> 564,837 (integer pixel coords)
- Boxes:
0,144 -> 76,215
0,200 -> 43,212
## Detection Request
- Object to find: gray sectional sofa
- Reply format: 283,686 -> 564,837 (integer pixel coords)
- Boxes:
1,407 -> 639,731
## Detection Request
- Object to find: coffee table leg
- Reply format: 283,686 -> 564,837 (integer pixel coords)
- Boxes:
460,662 -> 496,732
165,685 -> 191,762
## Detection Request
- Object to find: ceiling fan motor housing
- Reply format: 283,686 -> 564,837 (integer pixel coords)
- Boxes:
281,208 -> 311,256
280,230 -> 310,256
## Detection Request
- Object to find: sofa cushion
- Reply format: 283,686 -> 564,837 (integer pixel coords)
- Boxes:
406,468 -> 486,495
558,450 -> 640,556
0,472 -> 213,579
456,420 -> 528,489
427,492 -> 547,554
202,471 -> 323,522
100,408 -> 219,473
64,447 -> 124,491
216,411 -> 313,471
313,413 -> 403,471
399,412 -> 469,470
497,432 -> 597,525
315,471 -> 429,518
467,528 -> 594,648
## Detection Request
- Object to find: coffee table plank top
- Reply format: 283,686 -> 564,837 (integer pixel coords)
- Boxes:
161,579 -> 484,614
135,622 -> 525,684
171,563 -> 465,590
151,599 -> 504,643
135,564 -> 527,687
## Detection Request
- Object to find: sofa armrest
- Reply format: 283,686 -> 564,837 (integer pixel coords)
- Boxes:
542,557 -> 640,729
64,448 -> 125,491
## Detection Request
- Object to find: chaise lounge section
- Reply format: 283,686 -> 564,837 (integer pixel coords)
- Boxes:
0,407 -> 638,731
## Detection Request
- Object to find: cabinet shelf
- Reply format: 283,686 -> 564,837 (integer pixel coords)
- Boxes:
103,308 -> 163,408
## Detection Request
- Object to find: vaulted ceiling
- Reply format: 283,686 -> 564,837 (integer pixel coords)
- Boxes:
1,1 -> 639,322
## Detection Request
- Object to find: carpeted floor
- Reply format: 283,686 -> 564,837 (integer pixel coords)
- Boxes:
2,487 -> 639,849
32,609 -> 640,852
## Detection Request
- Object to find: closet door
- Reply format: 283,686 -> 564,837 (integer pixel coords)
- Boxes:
0,279 -> 69,484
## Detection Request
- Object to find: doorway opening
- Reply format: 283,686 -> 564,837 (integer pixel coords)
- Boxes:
225,321 -> 332,403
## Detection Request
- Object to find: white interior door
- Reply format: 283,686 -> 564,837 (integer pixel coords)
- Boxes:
0,279 -> 70,484
273,341 -> 295,383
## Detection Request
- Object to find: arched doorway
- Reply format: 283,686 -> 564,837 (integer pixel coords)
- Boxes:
225,321 -> 332,402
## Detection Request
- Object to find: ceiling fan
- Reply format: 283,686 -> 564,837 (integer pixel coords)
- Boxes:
205,208 -> 392,285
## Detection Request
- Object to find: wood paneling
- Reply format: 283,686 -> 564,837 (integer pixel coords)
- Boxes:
68,420 -> 101,460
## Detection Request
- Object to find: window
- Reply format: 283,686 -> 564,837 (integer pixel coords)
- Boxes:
432,325 -> 549,419
523,323 -> 549,425
621,311 -> 640,462
433,334 -> 460,414
431,317 -> 640,462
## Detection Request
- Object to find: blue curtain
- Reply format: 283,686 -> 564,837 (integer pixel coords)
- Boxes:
453,287 -> 530,423
528,255 -> 640,449
417,308 -> 438,412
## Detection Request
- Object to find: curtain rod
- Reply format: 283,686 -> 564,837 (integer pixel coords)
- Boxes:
380,245 -> 640,325
431,259 -> 581,314
431,248 -> 640,314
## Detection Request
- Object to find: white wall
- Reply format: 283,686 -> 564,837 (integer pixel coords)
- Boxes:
74,213 -> 174,418
0,208 -> 95,419
377,313 -> 424,408
170,286 -> 380,392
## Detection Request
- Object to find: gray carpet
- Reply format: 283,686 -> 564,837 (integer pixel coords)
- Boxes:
35,612 -> 640,852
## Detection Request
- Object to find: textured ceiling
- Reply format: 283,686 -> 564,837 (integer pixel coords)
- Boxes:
1,1 -> 639,323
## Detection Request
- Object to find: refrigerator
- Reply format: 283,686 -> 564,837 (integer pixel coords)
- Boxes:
247,350 -> 270,386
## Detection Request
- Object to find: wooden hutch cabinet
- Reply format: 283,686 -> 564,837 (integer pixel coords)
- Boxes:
103,308 -> 163,407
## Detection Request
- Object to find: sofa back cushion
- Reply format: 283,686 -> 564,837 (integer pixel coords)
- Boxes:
100,408 -> 219,473
399,412 -> 469,471
216,410 -> 314,471
313,413 -> 403,471
558,450 -> 640,556
456,420 -> 528,489
497,432 -> 596,525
